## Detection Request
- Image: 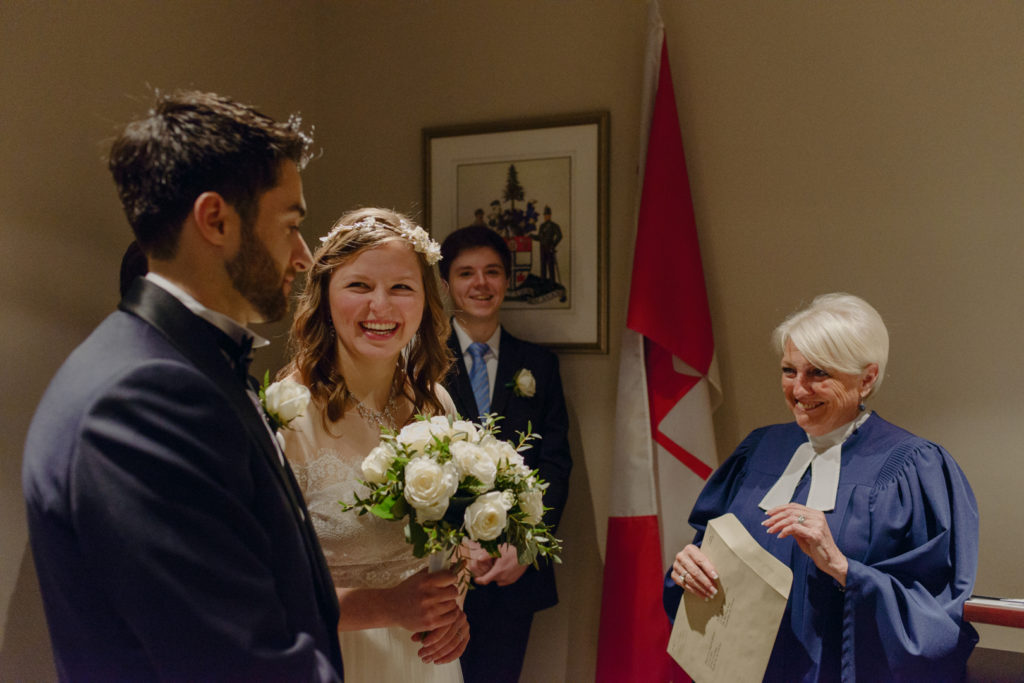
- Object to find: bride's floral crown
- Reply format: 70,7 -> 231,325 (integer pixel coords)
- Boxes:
320,216 -> 442,265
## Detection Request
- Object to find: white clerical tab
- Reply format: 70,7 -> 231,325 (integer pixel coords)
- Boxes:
758,412 -> 871,512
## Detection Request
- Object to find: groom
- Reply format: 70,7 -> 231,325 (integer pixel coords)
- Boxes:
22,91 -> 342,681
439,226 -> 572,683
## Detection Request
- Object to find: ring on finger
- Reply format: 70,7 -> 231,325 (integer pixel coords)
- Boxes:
797,514 -> 806,524
681,570 -> 689,584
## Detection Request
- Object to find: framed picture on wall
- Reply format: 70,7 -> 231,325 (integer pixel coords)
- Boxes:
423,112 -> 610,353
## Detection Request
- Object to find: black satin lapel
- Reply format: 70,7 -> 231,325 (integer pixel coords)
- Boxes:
120,280 -> 327,596
446,333 -> 478,418
491,329 -> 522,416
120,282 -> 275,454
120,279 -> 242,393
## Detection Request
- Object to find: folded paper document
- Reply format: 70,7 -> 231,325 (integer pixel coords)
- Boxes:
668,513 -> 793,683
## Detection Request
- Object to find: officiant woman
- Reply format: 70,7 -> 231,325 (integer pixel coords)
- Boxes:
664,293 -> 979,681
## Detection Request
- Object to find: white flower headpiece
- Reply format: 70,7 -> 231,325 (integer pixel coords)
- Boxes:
320,216 -> 442,265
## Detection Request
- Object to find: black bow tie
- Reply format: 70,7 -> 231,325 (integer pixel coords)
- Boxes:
215,331 -> 254,384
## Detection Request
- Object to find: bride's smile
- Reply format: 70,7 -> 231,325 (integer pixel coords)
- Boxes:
328,239 -> 425,365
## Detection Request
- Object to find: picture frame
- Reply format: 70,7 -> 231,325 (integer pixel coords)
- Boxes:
423,112 -> 610,353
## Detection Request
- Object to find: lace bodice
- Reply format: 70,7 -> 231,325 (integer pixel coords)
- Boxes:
281,386 -> 456,590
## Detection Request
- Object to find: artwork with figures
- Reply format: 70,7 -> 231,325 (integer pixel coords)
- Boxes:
425,112 -> 608,352
455,157 -> 572,309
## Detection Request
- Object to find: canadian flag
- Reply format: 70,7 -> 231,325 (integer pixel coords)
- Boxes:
595,4 -> 721,681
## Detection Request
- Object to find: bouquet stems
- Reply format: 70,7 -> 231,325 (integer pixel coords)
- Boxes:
428,550 -> 448,574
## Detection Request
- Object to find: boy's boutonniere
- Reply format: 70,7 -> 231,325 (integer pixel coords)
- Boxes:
259,371 -> 311,433
507,368 -> 536,398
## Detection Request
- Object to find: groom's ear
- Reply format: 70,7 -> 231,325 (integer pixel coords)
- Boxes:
192,191 -> 241,251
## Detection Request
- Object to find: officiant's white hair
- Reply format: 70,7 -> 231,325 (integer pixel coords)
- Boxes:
772,292 -> 889,396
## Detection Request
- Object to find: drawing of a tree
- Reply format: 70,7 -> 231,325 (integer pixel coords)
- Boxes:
503,164 -> 524,210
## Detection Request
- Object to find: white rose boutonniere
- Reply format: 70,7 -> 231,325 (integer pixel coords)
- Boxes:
259,372 -> 311,432
507,368 -> 536,398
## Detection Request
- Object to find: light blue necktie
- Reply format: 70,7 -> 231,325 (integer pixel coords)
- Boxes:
468,342 -> 491,416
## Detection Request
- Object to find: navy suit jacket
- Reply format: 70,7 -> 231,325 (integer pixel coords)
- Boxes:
22,278 -> 342,681
443,328 -> 571,614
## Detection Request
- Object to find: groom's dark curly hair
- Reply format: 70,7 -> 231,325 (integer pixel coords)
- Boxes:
108,90 -> 313,260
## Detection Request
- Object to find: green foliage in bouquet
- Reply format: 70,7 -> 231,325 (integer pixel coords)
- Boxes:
341,414 -> 562,568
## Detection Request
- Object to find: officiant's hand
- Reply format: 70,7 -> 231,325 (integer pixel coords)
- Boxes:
387,568 -> 461,632
473,543 -> 528,586
411,607 -> 469,664
672,544 -> 719,599
764,503 -> 848,585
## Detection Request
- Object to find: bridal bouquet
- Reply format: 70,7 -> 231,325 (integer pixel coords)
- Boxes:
342,414 -> 562,570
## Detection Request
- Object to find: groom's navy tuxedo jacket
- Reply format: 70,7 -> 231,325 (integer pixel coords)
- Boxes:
23,278 -> 342,681
443,328 -> 572,616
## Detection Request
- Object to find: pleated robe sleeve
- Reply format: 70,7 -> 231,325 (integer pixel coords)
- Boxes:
840,439 -> 978,681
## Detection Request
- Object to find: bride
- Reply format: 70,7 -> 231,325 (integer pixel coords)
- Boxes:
280,208 -> 467,682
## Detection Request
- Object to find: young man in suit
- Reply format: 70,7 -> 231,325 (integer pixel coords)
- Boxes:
22,91 -> 343,681
439,226 -> 572,683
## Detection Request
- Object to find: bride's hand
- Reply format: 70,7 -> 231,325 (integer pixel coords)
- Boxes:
411,606 -> 469,664
385,568 -> 460,633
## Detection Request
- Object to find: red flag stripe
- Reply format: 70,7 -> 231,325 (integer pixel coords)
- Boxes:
596,516 -> 683,683
627,41 -> 713,376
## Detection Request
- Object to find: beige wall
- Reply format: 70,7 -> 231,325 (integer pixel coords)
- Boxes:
2,1 -> 1021,679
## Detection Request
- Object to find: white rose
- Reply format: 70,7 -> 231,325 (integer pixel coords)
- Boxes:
448,419 -> 479,442
478,438 -> 525,472
397,421 -> 435,455
478,439 -> 504,467
361,444 -> 397,484
264,380 -> 311,424
519,489 -> 544,525
428,415 -> 451,428
403,458 -> 459,521
450,441 -> 497,489
513,368 -> 536,398
496,442 -> 525,469
464,490 -> 514,541
427,415 -> 461,441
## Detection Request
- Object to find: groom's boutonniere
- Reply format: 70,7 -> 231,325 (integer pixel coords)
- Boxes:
259,371 -> 311,433
507,368 -> 536,398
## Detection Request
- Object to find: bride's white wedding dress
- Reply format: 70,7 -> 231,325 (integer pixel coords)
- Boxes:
282,393 -> 463,683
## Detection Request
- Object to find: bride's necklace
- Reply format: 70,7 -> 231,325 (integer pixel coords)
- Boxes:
353,392 -> 399,432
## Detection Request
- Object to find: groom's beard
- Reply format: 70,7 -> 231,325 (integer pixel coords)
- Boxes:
226,225 -> 291,324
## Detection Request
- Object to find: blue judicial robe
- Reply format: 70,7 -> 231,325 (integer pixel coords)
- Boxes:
664,413 -> 978,682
